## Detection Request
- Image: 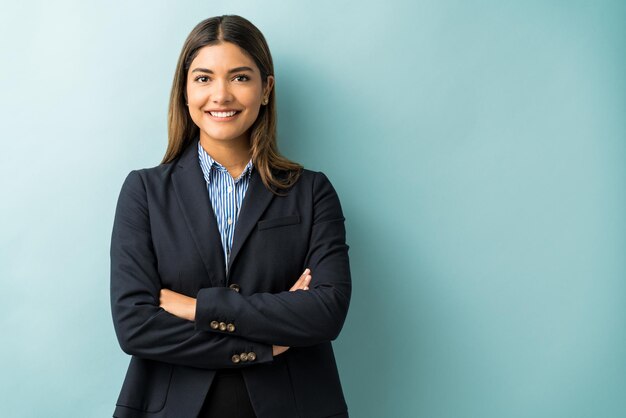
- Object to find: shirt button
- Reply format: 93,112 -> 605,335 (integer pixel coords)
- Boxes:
227,186 -> 233,193
227,218 -> 233,225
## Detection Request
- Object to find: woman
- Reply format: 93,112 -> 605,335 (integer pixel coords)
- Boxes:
110,15 -> 352,418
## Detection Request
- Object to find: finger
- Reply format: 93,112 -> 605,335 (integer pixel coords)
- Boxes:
298,275 -> 312,288
300,275 -> 311,289
289,279 -> 301,291
290,269 -> 310,291
291,275 -> 312,292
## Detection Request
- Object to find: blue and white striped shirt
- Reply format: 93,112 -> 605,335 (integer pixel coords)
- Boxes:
197,140 -> 254,273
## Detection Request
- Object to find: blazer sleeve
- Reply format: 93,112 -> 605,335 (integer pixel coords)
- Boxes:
110,170 -> 274,369
194,171 -> 352,347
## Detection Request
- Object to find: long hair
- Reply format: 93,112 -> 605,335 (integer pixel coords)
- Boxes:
162,15 -> 302,194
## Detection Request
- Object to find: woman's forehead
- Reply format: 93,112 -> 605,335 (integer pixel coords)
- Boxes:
189,42 -> 258,72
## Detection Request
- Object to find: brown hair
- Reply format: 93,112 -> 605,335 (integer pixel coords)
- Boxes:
161,15 -> 302,194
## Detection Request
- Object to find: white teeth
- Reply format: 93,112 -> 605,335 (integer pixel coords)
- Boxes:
209,111 -> 238,118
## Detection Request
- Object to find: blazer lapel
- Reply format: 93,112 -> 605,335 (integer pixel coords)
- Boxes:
226,167 -> 275,278
172,140 -> 226,287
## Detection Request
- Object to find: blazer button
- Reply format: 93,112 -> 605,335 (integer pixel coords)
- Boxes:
219,322 -> 227,331
227,323 -> 236,332
248,351 -> 256,361
240,352 -> 248,362
210,321 -> 219,330
231,354 -> 240,364
229,283 -> 241,292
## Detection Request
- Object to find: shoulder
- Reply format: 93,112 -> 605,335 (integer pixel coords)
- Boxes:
270,167 -> 340,199
119,160 -> 178,192
287,167 -> 337,188
295,168 -> 344,213
127,160 -> 177,183
304,168 -> 339,193
112,164 -> 176,220
300,169 -> 346,223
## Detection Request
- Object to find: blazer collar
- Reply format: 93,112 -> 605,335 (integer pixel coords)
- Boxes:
171,139 -> 275,286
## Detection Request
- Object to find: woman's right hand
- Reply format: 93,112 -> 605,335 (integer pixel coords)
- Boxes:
272,268 -> 312,356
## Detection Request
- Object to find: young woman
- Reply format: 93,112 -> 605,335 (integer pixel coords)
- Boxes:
110,15 -> 352,418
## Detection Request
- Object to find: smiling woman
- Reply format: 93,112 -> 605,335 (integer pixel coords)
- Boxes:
185,42 -> 274,171
110,14 -> 352,418
162,15 -> 302,193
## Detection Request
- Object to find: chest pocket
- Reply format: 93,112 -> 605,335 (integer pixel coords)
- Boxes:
257,214 -> 301,231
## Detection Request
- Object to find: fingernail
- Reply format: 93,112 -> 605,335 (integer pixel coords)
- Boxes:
304,268 -> 310,274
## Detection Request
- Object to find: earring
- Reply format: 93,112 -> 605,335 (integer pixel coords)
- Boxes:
262,98 -> 268,105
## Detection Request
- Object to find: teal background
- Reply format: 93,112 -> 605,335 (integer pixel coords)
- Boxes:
1,1 -> 625,417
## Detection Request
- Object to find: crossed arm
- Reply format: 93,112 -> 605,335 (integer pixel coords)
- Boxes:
159,269 -> 313,356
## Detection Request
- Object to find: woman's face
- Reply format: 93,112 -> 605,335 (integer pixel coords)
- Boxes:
186,42 -> 274,147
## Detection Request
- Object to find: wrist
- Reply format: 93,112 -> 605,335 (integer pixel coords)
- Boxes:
188,298 -> 197,321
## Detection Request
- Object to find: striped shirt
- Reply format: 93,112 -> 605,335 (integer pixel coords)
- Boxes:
197,140 -> 254,273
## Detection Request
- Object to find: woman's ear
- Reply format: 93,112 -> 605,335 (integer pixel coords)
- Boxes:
264,75 -> 275,98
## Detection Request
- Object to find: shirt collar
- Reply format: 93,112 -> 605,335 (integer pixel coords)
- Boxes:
197,139 -> 254,184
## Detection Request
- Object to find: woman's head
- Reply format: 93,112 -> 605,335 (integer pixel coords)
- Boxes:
185,40 -> 273,154
163,15 -> 301,193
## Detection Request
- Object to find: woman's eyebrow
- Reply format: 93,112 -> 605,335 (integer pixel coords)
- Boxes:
191,66 -> 255,74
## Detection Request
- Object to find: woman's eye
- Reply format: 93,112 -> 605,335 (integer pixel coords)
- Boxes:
234,74 -> 250,82
195,76 -> 209,83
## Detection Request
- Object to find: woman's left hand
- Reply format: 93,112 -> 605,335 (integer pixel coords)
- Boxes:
159,288 -> 197,321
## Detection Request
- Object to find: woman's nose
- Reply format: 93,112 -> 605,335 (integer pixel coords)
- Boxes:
210,79 -> 233,103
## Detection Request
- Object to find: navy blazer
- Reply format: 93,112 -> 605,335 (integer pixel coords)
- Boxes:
110,139 -> 352,418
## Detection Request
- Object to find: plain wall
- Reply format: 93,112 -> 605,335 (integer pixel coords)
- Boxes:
1,1 -> 624,417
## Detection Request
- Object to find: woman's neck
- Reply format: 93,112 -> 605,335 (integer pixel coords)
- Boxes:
199,134 -> 252,179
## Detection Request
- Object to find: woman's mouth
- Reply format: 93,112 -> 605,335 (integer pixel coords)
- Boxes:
205,110 -> 241,120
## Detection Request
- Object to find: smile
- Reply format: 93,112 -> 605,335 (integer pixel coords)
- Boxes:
207,110 -> 240,118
